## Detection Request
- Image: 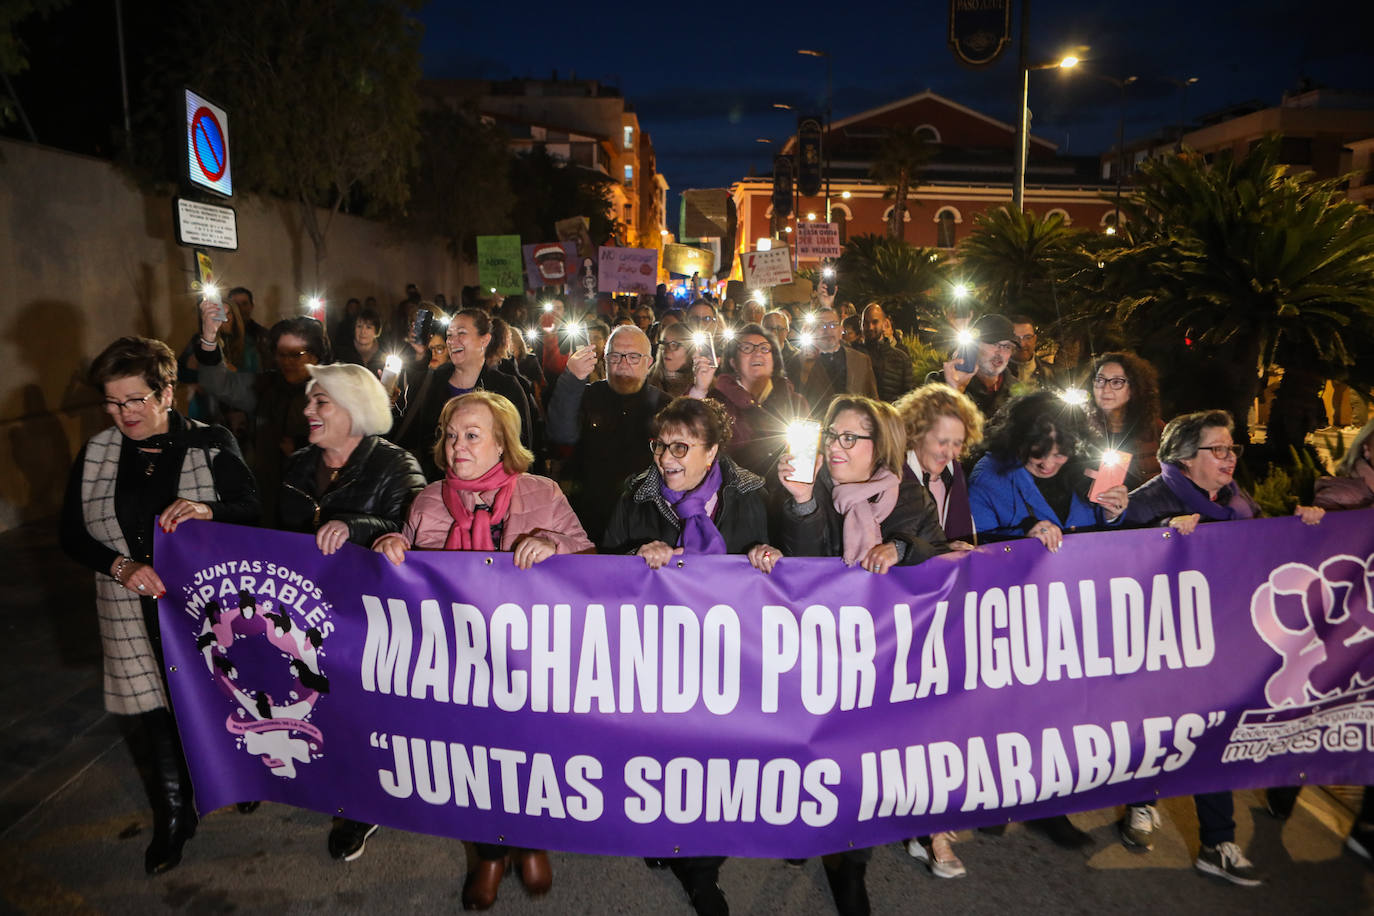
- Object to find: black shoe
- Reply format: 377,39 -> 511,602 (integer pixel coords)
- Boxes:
328,819 -> 379,861
823,860 -> 870,916
1265,786 -> 1299,820
236,801 -> 261,814
137,709 -> 197,876
671,863 -> 729,916
1028,815 -> 1092,849
145,803 -> 197,875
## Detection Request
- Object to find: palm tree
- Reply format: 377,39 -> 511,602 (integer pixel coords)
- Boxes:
836,234 -> 949,332
956,206 -> 1095,327
870,128 -> 934,241
1108,137 -> 1374,449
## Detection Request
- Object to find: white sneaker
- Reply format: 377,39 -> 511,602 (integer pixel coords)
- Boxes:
1119,804 -> 1161,850
906,833 -> 966,878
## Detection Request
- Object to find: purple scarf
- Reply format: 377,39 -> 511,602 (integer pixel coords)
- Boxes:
659,460 -> 728,554
1160,462 -> 1255,522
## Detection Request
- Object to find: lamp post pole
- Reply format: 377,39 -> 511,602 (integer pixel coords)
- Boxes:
1012,0 -> 1030,211
798,49 -> 833,222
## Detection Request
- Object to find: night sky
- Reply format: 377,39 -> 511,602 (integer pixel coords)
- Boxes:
418,0 -> 1371,211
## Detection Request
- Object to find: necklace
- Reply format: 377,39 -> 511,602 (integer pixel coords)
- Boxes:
138,449 -> 159,477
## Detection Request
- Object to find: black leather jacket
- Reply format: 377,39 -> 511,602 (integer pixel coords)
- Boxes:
779,468 -> 949,564
278,435 -> 426,546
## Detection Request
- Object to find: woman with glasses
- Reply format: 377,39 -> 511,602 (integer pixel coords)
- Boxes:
968,390 -> 1129,553
646,322 -> 714,399
1117,409 -> 1322,886
60,337 -> 260,876
374,390 -> 591,910
708,323 -> 810,479
601,396 -> 776,915
1085,351 -> 1163,489
775,395 -> 947,916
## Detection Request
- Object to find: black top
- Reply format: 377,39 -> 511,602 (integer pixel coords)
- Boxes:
395,361 -> 533,481
601,456 -> 769,555
779,469 -> 949,564
278,435 -> 426,545
60,413 -> 261,575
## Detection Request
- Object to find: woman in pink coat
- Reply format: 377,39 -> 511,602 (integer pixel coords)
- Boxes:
373,390 -> 592,909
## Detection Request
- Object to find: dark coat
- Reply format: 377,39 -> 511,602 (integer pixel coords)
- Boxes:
1123,471 -> 1261,528
923,368 -> 1012,420
902,459 -> 975,543
856,339 -> 916,402
708,373 -> 810,480
602,456 -> 769,554
548,373 -> 668,543
787,346 -> 879,416
278,435 -> 426,546
778,468 -> 948,564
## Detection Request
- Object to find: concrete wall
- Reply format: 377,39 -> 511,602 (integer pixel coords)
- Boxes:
0,138 -> 465,531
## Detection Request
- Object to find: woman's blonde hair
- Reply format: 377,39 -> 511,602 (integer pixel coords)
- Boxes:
434,391 -> 533,474
893,383 -> 984,455
823,396 -> 906,476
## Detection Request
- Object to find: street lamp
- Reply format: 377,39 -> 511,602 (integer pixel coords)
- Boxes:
797,48 -> 833,222
1013,53 -> 1078,211
1079,71 -> 1137,232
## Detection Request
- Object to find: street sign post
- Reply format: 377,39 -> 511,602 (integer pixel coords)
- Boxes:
185,89 -> 232,197
174,198 -> 239,250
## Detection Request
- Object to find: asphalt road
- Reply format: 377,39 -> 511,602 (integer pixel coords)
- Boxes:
1,519 -> 1371,915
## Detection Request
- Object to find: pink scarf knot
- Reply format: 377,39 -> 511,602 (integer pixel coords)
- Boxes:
831,468 -> 899,566
442,463 -> 519,551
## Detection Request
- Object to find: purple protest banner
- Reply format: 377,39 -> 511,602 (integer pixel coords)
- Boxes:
155,511 -> 1374,858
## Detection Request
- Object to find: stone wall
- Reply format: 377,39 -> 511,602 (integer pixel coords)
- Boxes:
0,138 -> 465,530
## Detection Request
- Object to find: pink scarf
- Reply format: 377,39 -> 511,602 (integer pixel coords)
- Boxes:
442,463 -> 518,551
831,468 -> 900,566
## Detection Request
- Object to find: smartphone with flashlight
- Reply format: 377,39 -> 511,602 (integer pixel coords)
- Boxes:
559,321 -> 588,355
954,332 -> 978,374
1088,450 -> 1132,503
411,308 -> 432,345
820,264 -> 837,297
692,331 -> 718,369
784,420 -> 822,485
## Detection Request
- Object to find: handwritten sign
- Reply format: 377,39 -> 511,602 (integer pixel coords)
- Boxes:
597,246 -> 659,294
477,235 -> 524,295
796,223 -> 842,259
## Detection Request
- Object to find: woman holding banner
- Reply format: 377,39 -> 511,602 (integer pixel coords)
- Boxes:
60,336 -> 260,875
1119,409 -> 1323,885
775,395 -> 948,915
602,395 -> 776,916
373,390 -> 592,910
276,363 -> 426,864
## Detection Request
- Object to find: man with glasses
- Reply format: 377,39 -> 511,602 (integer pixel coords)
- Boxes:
855,303 -> 915,402
926,313 -> 1018,419
547,325 -> 666,541
785,306 -> 879,417
762,310 -> 797,361
1006,314 -> 1057,390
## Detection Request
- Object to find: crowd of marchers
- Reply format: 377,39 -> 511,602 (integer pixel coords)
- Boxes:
60,278 -> 1374,916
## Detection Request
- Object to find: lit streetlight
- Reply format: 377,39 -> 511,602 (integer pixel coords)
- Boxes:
1013,53 -> 1078,211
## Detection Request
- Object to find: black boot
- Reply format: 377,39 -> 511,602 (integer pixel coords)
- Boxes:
138,709 -> 198,875
669,858 -> 728,916
822,854 -> 870,916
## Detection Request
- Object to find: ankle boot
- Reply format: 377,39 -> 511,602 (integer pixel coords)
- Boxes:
139,709 -> 198,875
670,858 -> 729,916
822,854 -> 870,916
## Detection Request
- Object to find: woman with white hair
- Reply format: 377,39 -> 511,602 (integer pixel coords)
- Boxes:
275,362 -> 426,864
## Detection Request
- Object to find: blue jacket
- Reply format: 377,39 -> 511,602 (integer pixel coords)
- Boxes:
968,453 -> 1115,540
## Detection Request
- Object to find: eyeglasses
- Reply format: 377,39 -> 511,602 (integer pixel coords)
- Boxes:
736,341 -> 773,355
649,439 -> 704,458
989,342 -> 1016,354
1014,333 -> 1036,343
607,351 -> 646,366
823,429 -> 873,449
276,348 -> 312,361
103,391 -> 158,414
1198,443 -> 1244,459
429,343 -> 448,354
663,341 -> 685,352
692,314 -> 719,323
816,321 -> 840,331
1093,375 -> 1129,390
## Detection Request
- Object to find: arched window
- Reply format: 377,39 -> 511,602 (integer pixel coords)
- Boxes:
881,205 -> 913,224
914,124 -> 941,144
934,206 -> 961,248
1045,208 -> 1071,226
830,202 -> 852,244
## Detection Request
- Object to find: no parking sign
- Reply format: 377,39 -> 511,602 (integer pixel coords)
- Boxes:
185,89 -> 232,197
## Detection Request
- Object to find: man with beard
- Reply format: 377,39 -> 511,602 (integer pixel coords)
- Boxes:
785,306 -> 879,417
855,302 -> 915,402
925,312 -> 1018,419
1006,314 -> 1057,390
547,325 -> 664,542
